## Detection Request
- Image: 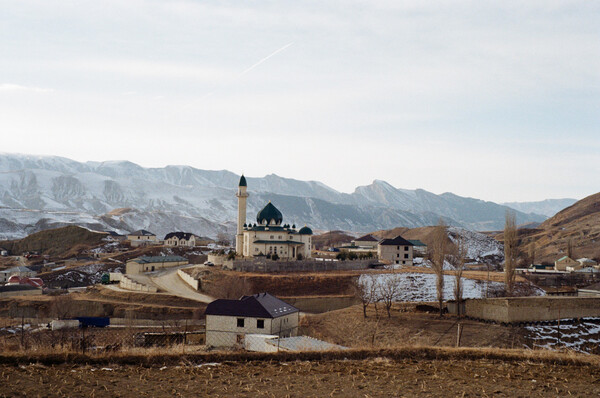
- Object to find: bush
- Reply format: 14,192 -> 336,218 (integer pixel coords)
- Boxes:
297,253 -> 304,261
271,254 -> 279,261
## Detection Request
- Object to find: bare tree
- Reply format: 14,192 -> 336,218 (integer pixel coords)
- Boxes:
504,210 -> 518,296
379,275 -> 401,318
354,274 -> 377,318
566,238 -> 574,259
448,235 -> 468,316
529,241 -> 536,266
216,232 -> 230,246
429,219 -> 448,317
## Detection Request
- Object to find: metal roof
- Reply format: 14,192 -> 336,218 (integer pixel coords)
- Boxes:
408,240 -> 427,247
379,235 -> 414,246
128,229 -> 155,236
205,293 -> 298,319
131,255 -> 187,264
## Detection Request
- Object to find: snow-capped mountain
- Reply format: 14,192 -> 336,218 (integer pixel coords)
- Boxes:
502,198 -> 578,218
0,153 -> 547,240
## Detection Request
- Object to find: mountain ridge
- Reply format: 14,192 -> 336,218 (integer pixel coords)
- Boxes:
0,153 -> 550,240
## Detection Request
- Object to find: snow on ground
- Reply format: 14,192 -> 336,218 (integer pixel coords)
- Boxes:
447,227 -> 504,263
359,272 -> 505,302
525,318 -> 600,354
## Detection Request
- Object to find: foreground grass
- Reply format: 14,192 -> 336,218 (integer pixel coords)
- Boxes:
0,345 -> 597,367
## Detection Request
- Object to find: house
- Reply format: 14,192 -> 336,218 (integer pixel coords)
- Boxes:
205,292 -> 299,348
408,240 -> 427,256
127,230 -> 159,247
377,236 -> 414,266
235,176 -> 313,259
125,255 -> 188,275
554,256 -> 580,271
0,266 -> 36,283
164,232 -> 198,247
353,234 -> 379,249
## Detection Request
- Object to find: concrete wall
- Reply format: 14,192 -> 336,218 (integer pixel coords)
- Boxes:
230,259 -> 373,273
0,288 -> 43,298
465,297 -> 600,323
177,269 -> 199,290
119,275 -> 158,293
377,244 -> 413,266
280,295 -> 360,313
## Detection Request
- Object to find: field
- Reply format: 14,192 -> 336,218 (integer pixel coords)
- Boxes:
1,348 -> 599,397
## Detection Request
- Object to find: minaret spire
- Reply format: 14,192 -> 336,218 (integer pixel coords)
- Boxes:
235,174 -> 249,255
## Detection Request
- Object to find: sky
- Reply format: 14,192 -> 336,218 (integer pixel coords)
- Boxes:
0,1 -> 599,203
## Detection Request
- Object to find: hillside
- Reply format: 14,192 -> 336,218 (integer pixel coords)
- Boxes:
0,153 -> 546,239
0,225 -> 106,258
499,193 -> 600,263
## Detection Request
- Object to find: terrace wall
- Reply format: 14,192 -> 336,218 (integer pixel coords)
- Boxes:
465,297 -> 600,323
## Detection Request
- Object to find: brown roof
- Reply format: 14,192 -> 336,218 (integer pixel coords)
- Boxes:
379,235 -> 413,246
355,234 -> 378,242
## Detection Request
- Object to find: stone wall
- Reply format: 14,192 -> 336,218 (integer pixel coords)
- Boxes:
230,259 -> 373,273
280,295 -> 360,313
465,297 -> 600,323
119,275 -> 158,293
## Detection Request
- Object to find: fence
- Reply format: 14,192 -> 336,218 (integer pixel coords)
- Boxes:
0,318 -> 205,354
230,259 -> 374,273
204,326 -> 298,352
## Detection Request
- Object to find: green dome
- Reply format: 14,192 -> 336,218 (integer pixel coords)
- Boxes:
239,175 -> 247,187
298,225 -> 313,235
257,202 -> 283,225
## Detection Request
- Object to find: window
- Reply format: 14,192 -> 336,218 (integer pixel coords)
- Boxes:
404,253 -> 409,259
257,319 -> 264,329
255,248 -> 258,252
278,235 -> 282,239
404,246 -> 408,251
270,235 -> 274,239
237,318 -> 245,328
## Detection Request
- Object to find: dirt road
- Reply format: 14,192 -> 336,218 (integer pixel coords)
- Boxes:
150,267 -> 213,303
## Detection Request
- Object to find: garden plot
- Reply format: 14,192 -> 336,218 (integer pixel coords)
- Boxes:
360,272 -> 505,302
525,318 -> 600,354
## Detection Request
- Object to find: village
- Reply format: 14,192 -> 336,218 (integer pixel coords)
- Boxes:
1,176 -> 600,359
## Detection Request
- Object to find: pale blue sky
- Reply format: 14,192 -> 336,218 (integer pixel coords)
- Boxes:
1,1 -> 598,202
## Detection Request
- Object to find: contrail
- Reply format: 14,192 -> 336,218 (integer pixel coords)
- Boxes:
237,42 -> 294,78
189,42 -> 294,106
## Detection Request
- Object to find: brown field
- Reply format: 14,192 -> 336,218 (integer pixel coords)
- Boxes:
0,348 -> 599,397
302,303 -> 525,349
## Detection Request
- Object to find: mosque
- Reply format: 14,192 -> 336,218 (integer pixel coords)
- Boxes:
235,175 -> 313,259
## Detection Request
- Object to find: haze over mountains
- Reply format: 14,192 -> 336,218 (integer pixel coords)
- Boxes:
0,154 -> 559,240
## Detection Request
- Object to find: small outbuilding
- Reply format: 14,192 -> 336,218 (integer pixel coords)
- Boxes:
125,255 -> 188,275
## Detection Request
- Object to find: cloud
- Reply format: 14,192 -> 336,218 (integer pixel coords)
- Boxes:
0,84 -> 53,93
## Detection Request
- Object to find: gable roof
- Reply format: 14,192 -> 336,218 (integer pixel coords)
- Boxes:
130,255 -> 187,264
355,234 -> 378,242
557,256 -> 576,262
205,293 -> 298,318
379,235 -> 414,246
129,229 -> 155,236
164,232 -> 195,240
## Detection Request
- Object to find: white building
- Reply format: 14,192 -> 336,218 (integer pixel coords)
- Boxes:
235,176 -> 313,259
0,266 -> 36,283
127,230 -> 159,247
205,293 -> 300,348
164,232 -> 198,247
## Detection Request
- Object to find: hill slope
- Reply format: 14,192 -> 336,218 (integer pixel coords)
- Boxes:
500,192 -> 600,263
